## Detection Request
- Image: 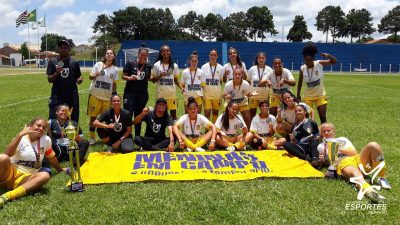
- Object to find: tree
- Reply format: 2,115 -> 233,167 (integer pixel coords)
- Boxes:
340,9 -> 375,43
287,15 -> 312,42
246,6 -> 277,42
177,11 -> 202,39
201,13 -> 223,41
110,6 -> 141,42
40,33 -> 74,51
378,6 -> 400,42
92,14 -> 112,35
20,42 -> 29,59
315,5 -> 346,43
216,12 -> 248,41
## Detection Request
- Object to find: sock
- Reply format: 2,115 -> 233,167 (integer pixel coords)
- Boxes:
267,143 -> 278,150
195,138 -> 208,148
2,186 -> 26,201
227,142 -> 234,147
372,160 -> 386,178
211,114 -> 218,123
234,141 -> 245,150
361,182 -> 371,192
184,138 -> 198,151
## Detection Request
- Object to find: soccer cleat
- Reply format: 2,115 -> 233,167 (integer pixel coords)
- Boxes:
195,147 -> 205,152
186,147 -> 193,152
227,146 -> 236,152
0,196 -> 6,209
376,178 -> 392,190
88,138 -> 96,145
106,146 -> 113,153
325,170 -> 336,179
365,190 -> 385,203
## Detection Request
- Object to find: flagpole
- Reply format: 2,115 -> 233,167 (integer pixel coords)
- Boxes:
37,23 -> 40,67
45,14 -> 48,62
27,21 -> 31,70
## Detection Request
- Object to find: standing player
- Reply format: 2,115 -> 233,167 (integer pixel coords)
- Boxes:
297,43 -> 337,124
201,49 -> 224,123
122,44 -> 152,137
247,52 -> 272,119
264,57 -> 296,116
181,51 -> 204,113
0,117 -> 64,208
150,45 -> 184,120
223,47 -> 247,82
87,49 -> 119,145
47,40 -> 83,122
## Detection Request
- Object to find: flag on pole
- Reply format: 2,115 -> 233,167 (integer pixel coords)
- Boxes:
28,9 -> 36,22
38,15 -> 45,27
16,10 -> 28,27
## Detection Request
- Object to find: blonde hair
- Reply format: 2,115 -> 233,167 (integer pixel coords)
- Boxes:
320,122 -> 335,132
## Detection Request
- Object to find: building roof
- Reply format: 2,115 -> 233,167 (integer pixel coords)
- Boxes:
365,39 -> 395,44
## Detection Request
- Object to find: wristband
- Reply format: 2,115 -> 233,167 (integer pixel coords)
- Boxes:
120,137 -> 125,142
211,139 -> 216,143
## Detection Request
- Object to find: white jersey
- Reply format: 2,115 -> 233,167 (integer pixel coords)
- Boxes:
201,63 -> 224,99
223,62 -> 247,81
247,65 -> 272,100
250,114 -> 277,137
11,135 -> 54,174
181,68 -> 204,100
317,137 -> 356,161
266,68 -> 295,96
89,62 -> 119,100
300,60 -> 325,98
215,114 -> 246,136
281,103 -> 312,124
152,61 -> 180,98
223,80 -> 251,106
176,114 -> 212,138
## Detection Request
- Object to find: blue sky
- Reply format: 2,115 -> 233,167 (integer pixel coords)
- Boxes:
1,0 -> 398,48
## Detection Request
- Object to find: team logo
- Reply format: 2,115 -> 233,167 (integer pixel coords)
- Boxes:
137,71 -> 146,80
306,127 -> 311,134
110,73 -> 114,79
123,98 -> 127,104
152,123 -> 161,133
114,122 -> 122,132
60,68 -> 70,78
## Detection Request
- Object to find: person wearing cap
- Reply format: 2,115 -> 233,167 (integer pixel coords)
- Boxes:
87,49 -> 119,145
46,40 -> 83,122
92,94 -> 134,153
121,44 -> 152,138
132,98 -> 175,151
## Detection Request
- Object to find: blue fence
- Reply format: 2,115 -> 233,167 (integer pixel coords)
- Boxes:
116,40 -> 400,73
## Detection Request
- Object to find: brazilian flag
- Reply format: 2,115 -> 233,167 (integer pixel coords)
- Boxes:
28,9 -> 36,22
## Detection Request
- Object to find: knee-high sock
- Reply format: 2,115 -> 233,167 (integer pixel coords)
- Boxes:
372,154 -> 386,178
234,141 -> 245,150
195,138 -> 208,148
2,186 -> 26,201
184,138 -> 198,151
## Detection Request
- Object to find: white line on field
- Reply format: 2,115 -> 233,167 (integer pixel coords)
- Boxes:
336,96 -> 400,100
0,90 -> 88,109
326,78 -> 399,91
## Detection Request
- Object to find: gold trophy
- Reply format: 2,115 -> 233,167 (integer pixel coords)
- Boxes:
325,138 -> 340,172
63,109 -> 84,192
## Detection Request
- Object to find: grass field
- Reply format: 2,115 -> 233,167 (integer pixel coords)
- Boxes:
0,68 -> 399,224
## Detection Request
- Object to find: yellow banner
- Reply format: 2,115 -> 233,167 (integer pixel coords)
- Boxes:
77,150 -> 324,184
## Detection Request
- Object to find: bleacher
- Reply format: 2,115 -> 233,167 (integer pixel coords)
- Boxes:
116,40 -> 400,73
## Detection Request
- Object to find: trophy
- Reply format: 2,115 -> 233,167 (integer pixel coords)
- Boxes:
63,109 -> 84,192
325,138 -> 340,172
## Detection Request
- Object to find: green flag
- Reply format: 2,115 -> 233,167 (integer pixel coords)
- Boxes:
28,9 -> 36,22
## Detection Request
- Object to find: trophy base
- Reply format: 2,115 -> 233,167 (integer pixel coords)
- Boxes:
70,182 -> 84,192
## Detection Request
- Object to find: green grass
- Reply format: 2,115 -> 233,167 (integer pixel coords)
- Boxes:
0,71 -> 399,224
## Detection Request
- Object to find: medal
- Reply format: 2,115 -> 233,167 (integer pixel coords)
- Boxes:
100,69 -> 105,76
58,61 -> 64,67
114,114 -> 122,132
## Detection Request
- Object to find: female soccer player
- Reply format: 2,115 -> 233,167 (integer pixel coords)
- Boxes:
150,45 -> 184,120
276,91 -> 313,137
122,43 -> 152,137
223,67 -> 258,128
93,94 -> 134,153
317,123 -> 391,203
87,49 -> 119,145
223,47 -> 247,82
247,52 -> 272,119
181,51 -> 204,113
297,43 -> 337,124
0,117 -> 64,208
264,57 -> 296,116
215,101 -> 253,151
48,105 -> 89,165
173,97 -> 217,152
201,49 -> 225,123
282,104 -> 320,167
249,101 -> 284,150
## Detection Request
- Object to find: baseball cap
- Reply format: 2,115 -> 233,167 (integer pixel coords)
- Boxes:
58,40 -> 71,48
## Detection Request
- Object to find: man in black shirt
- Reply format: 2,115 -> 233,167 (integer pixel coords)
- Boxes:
122,45 -> 152,137
133,98 -> 175,151
47,40 -> 83,122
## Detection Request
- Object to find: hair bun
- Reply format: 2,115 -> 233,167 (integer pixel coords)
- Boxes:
140,43 -> 147,48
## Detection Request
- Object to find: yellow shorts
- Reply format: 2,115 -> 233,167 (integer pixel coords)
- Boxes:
269,94 -> 282,108
0,166 -> 30,190
165,98 -> 177,110
203,98 -> 222,110
87,95 -> 110,117
249,98 -> 268,109
184,96 -> 203,107
304,96 -> 328,108
337,154 -> 361,176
